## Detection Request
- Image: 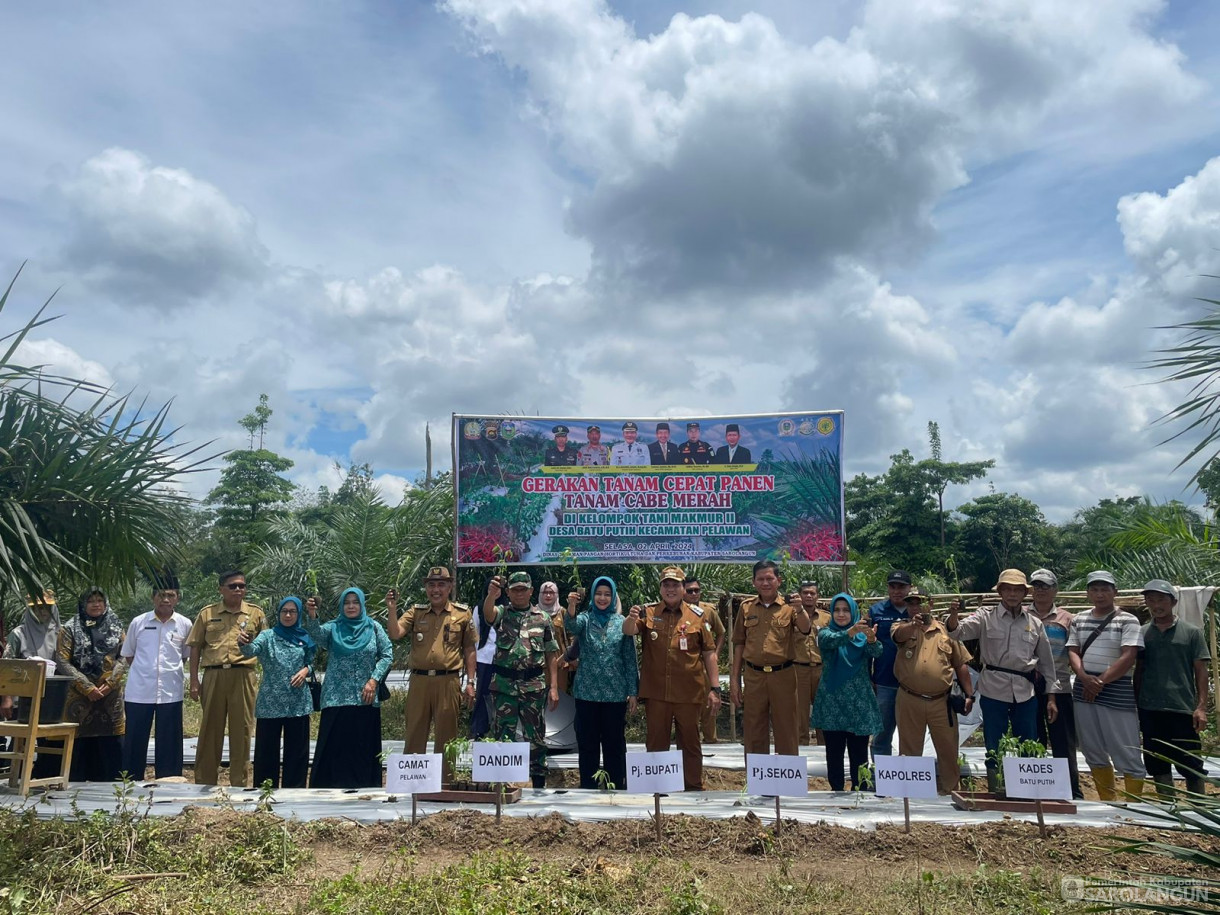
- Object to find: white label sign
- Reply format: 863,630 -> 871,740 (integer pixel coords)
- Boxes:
1002,757 -> 1071,800
627,750 -> 684,793
873,755 -> 939,799
472,741 -> 530,783
746,754 -> 808,797
385,753 -> 442,794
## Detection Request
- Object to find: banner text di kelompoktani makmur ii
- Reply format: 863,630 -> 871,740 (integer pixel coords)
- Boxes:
453,412 -> 844,565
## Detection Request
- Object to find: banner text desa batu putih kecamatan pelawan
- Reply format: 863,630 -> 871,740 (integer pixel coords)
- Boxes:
453,411 -> 844,566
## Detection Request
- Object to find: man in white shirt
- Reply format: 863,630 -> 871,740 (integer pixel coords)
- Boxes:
609,421 -> 649,465
119,577 -> 192,779
470,581 -> 499,740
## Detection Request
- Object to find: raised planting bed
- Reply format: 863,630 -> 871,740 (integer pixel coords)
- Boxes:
950,790 -> 1076,814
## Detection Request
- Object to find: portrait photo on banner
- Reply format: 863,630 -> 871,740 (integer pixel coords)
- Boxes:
453,411 -> 844,566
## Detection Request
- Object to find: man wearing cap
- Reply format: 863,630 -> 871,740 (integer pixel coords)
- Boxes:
187,570 -> 266,786
713,425 -> 752,464
118,573 -> 192,780
578,425 -> 609,466
387,567 -> 477,776
649,422 -> 681,465
544,425 -> 579,467
1136,579 -> 1210,798
1066,570 -> 1145,800
792,581 -> 830,746
678,422 -> 713,465
483,572 -> 560,788
890,590 -> 974,794
946,569 -> 1059,793
610,422 -> 649,466
731,560 -> 812,756
868,570 -> 915,759
684,578 -> 725,743
623,566 -> 721,790
1028,569 -> 1082,799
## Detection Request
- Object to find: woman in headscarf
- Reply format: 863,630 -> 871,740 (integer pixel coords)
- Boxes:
57,588 -> 126,782
304,588 -> 393,788
3,591 -> 65,777
539,581 -> 573,692
810,593 -> 881,792
564,577 -> 637,790
239,596 -> 316,789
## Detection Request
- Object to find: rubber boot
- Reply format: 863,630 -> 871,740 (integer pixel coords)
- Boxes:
1185,773 -> 1208,798
1091,766 -> 1117,801
1153,774 -> 1176,800
1123,775 -> 1144,800
531,774 -> 546,789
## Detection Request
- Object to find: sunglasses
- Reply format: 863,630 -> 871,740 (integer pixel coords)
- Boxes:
225,583 -> 248,590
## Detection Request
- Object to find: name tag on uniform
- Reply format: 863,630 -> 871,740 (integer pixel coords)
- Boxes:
679,637 -> 688,650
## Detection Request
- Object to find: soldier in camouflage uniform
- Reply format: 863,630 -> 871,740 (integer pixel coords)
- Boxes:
483,571 -> 560,788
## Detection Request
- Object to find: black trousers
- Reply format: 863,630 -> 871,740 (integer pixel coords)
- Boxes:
70,735 -> 123,782
823,730 -> 870,792
574,699 -> 627,790
470,662 -> 495,740
253,716 -> 311,789
1140,709 -> 1205,780
123,701 -> 184,779
1037,691 -> 1082,798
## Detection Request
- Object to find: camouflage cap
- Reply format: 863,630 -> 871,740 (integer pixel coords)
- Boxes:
507,571 -> 533,589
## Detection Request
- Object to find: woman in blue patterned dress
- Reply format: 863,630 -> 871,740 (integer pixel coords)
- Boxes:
811,592 -> 882,791
564,576 -> 637,789
239,596 -> 315,789
304,588 -> 393,788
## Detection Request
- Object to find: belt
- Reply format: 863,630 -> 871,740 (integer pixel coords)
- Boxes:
793,661 -> 811,667
984,663 -> 1037,684
202,663 -> 253,670
900,684 -> 949,701
411,668 -> 461,677
492,665 -> 545,681
745,660 -> 793,673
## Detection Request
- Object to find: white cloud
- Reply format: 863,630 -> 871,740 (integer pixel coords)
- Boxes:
56,148 -> 268,305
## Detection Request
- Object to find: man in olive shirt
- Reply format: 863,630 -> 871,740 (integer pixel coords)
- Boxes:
891,590 -> 974,794
624,566 -> 720,790
792,581 -> 829,746
386,567 -> 477,777
187,570 -> 266,786
684,578 -> 725,743
1136,579 -> 1210,798
730,560 -> 812,756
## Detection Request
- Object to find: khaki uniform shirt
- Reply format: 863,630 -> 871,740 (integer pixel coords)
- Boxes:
188,601 -> 266,668
638,601 -> 715,704
949,604 -> 1059,702
401,602 -> 475,671
794,607 -> 830,664
893,620 -> 971,695
733,596 -> 799,667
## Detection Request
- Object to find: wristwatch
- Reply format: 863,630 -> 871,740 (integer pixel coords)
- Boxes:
709,686 -> 722,694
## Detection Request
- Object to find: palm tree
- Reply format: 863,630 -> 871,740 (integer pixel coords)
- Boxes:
1151,293 -> 1220,485
0,266 -> 209,606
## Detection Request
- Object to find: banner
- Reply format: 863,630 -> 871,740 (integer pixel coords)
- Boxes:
454,411 -> 844,565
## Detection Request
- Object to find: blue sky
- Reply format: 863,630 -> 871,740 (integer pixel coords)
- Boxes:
3,0 -> 1220,521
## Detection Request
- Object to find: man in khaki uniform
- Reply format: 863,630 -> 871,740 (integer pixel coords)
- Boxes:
730,560 -> 812,756
624,566 -> 721,791
387,567 -> 477,775
891,590 -> 975,794
684,577 -> 725,743
792,581 -> 830,745
188,570 -> 266,786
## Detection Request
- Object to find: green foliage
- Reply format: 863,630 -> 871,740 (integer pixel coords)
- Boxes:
952,491 -> 1050,588
1148,295 -> 1220,485
0,266 -> 209,604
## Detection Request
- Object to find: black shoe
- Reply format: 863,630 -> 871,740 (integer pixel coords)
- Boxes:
531,775 -> 546,789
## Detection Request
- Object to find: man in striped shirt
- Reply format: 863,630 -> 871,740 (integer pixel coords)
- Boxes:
1066,570 -> 1145,801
